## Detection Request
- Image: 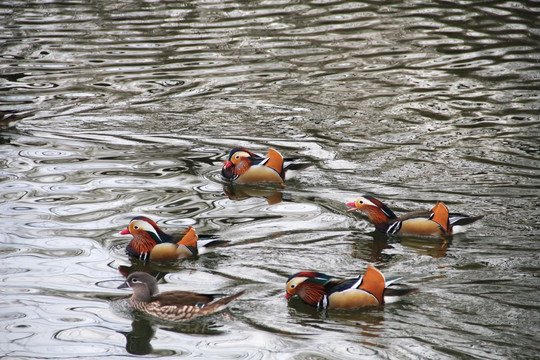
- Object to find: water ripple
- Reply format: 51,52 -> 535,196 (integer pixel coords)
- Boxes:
1,0 -> 539,359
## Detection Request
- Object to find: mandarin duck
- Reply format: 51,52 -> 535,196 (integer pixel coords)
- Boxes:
221,147 -> 312,184
118,272 -> 245,322
346,195 -> 483,236
285,266 -> 415,310
120,216 -> 226,262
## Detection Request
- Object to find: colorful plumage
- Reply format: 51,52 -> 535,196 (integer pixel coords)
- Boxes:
346,195 -> 483,236
120,216 -> 226,262
285,266 -> 415,310
221,147 -> 312,184
118,272 -> 245,322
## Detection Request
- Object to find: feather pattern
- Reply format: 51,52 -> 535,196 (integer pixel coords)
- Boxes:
120,217 -> 225,262
118,272 -> 244,322
347,195 -> 482,236
286,266 -> 416,310
221,147 -> 311,184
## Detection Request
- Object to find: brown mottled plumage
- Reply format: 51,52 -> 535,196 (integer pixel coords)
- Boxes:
118,272 -> 245,322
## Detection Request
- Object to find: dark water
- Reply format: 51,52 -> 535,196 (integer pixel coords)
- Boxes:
1,0 -> 539,359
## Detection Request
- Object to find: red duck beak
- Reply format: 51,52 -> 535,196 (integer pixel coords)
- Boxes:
120,228 -> 130,235
223,160 -> 233,169
285,293 -> 292,299
346,201 -> 357,211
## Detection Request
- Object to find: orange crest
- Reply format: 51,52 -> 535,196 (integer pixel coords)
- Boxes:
359,266 -> 386,305
177,226 -> 198,248
430,201 -> 449,233
264,148 -> 284,175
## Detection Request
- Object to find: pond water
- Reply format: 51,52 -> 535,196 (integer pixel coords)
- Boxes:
1,0 -> 539,359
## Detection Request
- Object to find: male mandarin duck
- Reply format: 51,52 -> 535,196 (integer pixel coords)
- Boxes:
118,272 -> 245,322
221,147 -> 312,184
120,216 -> 226,262
285,266 -> 415,310
346,195 -> 483,236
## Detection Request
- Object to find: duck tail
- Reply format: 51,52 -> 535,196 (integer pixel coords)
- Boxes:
206,290 -> 246,313
284,162 -> 313,171
197,238 -> 229,249
449,214 -> 484,226
383,287 -> 418,303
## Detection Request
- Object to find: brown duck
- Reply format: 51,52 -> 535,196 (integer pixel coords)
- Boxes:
118,272 -> 245,322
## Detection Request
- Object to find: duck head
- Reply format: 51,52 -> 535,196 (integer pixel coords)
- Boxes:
221,148 -> 257,180
285,271 -> 332,307
120,216 -> 171,258
118,271 -> 159,303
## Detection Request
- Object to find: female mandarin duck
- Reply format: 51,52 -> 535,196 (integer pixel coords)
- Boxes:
120,216 -> 226,262
118,272 -> 245,322
346,195 -> 483,236
286,266 -> 415,310
221,147 -> 312,184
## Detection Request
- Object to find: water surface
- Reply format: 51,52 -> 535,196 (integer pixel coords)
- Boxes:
1,0 -> 539,359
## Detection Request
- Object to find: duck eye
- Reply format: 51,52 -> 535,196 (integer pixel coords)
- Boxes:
359,201 -> 363,204
290,284 -> 295,289
235,155 -> 240,159
134,226 -> 139,229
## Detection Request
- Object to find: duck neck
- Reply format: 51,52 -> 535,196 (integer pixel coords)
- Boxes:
298,282 -> 326,307
363,206 -> 392,233
126,234 -> 157,257
131,284 -> 157,304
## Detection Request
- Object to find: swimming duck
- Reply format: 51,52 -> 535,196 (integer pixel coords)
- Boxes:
285,266 -> 415,310
346,195 -> 483,236
118,272 -> 245,322
120,216 -> 226,262
221,147 -> 312,184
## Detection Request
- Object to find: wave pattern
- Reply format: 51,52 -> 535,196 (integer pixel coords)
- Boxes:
1,0 -> 539,359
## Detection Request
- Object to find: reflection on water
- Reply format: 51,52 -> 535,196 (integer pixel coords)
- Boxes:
223,182 -> 284,205
1,0 -> 539,359
120,314 -> 226,356
121,318 -> 155,356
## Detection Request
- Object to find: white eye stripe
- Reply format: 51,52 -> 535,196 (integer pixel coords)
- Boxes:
357,197 -> 376,207
131,220 -> 161,239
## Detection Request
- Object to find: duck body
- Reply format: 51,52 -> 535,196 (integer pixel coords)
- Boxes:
120,216 -> 226,262
118,272 -> 245,322
221,147 -> 311,184
286,266 -> 415,310
347,195 -> 483,236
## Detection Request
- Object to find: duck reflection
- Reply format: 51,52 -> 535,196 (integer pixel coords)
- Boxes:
399,235 -> 450,258
120,316 -> 225,356
350,231 -> 394,263
121,318 -> 154,355
287,297 -> 385,336
223,183 -> 283,204
118,258 -> 169,281
351,231 -> 450,260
